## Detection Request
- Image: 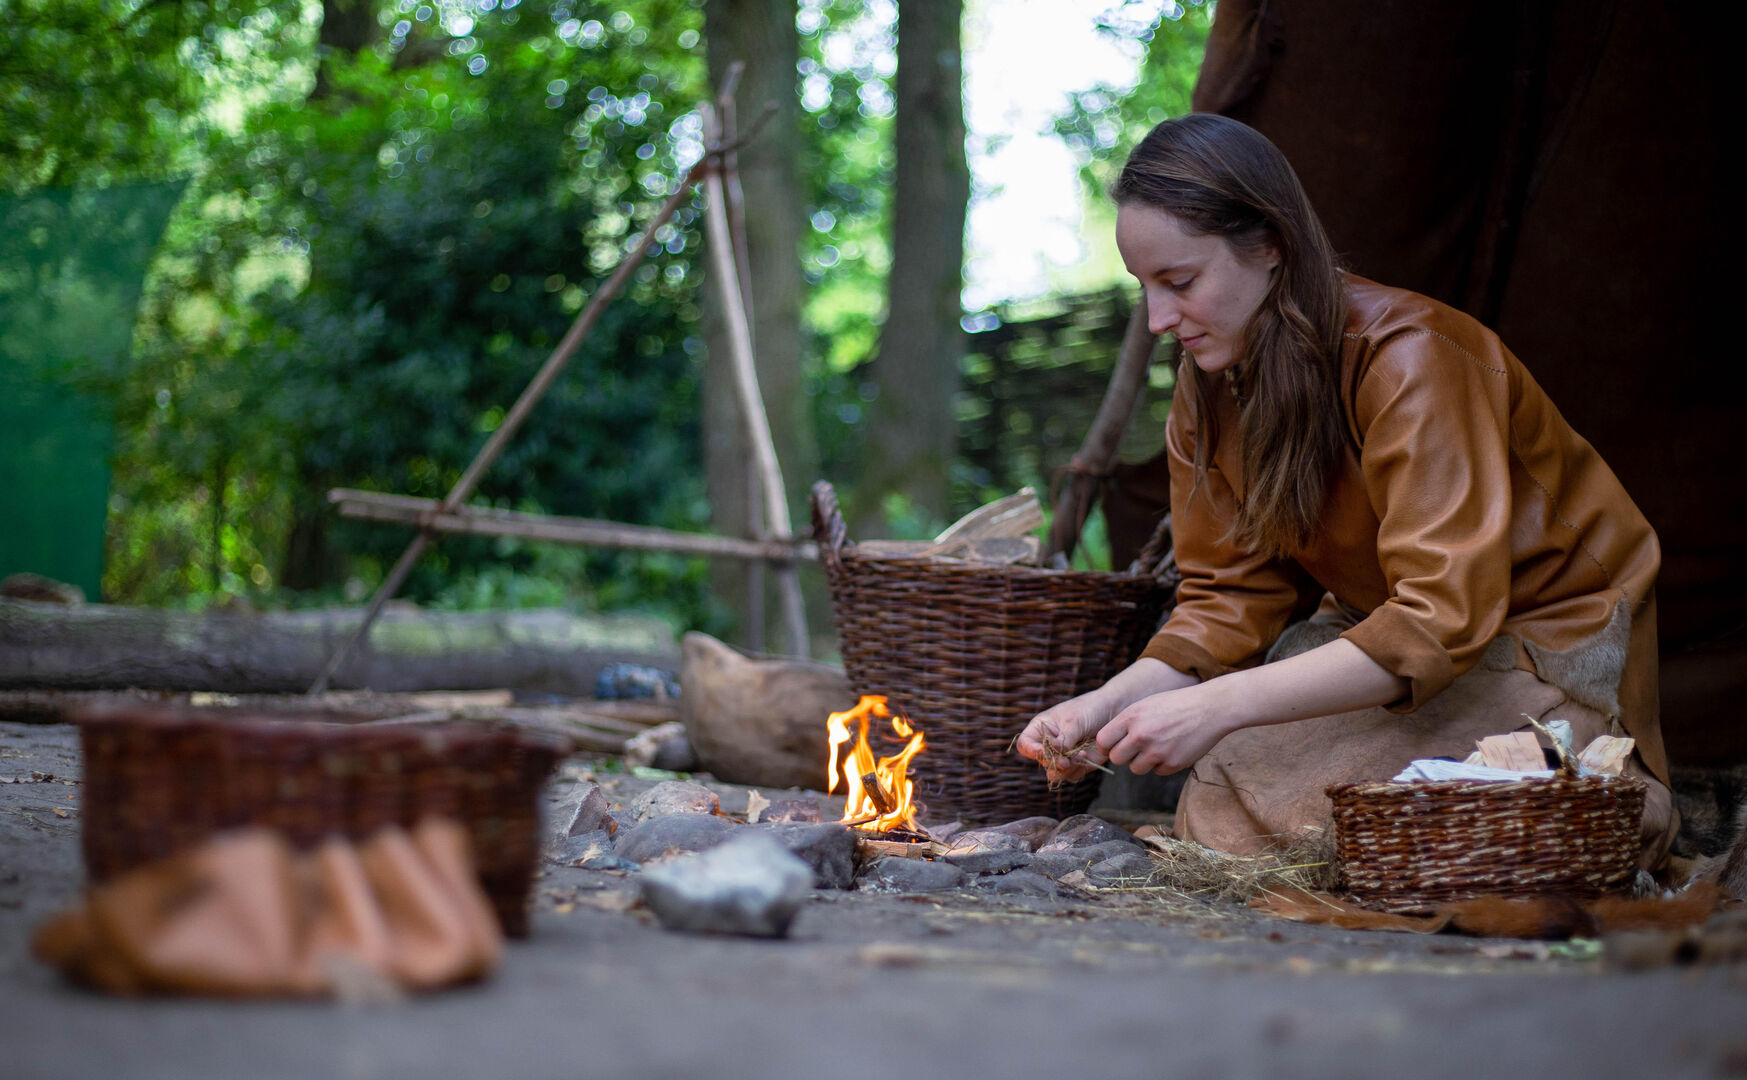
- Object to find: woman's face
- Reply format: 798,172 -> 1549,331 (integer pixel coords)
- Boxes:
1115,203 -> 1279,375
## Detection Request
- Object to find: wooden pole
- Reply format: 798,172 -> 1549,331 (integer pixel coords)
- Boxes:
329,489 -> 817,562
1044,298 -> 1162,565
700,101 -> 808,658
308,161 -> 709,695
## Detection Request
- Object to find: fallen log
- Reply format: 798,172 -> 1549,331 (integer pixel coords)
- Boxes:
0,599 -> 678,697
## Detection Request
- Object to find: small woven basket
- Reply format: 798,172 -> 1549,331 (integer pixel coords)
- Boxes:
72,702 -> 567,937
810,481 -> 1176,827
1327,775 -> 1646,913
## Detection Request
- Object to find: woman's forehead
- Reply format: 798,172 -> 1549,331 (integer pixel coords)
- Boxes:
1116,204 -> 1224,267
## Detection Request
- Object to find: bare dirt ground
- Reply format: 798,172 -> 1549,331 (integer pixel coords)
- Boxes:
2,719 -> 1744,1080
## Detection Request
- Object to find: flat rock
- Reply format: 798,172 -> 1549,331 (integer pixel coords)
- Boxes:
982,816 -> 1057,848
548,828 -> 616,868
1025,841 -> 1146,881
751,822 -> 856,889
548,782 -> 612,849
629,780 -> 722,822
973,869 -> 1072,899
943,829 -> 1034,856
1082,851 -> 1158,888
640,832 -> 815,938
1036,814 -> 1142,852
614,813 -> 738,863
942,849 -> 1032,876
857,857 -> 968,893
757,799 -> 823,824
924,821 -> 965,843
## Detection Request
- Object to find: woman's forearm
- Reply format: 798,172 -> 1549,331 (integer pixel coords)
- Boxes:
1093,656 -> 1200,713
1206,637 -> 1410,730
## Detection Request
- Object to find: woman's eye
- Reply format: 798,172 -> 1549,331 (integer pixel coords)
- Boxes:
1166,277 -> 1194,292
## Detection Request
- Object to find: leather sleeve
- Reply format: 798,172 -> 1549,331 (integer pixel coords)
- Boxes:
1339,329 -> 1514,709
1139,399 -> 1305,680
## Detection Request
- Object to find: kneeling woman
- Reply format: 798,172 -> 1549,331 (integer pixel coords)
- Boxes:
1016,114 -> 1677,869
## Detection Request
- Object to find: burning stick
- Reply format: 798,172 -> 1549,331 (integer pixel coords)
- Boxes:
860,772 -> 896,816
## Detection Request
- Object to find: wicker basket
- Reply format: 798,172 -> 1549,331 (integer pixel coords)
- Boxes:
1327,774 -> 1647,913
810,481 -> 1176,826
72,702 -> 567,937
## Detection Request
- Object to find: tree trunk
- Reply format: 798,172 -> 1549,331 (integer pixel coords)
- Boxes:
702,0 -> 811,648
858,0 -> 968,535
282,0 -> 385,590
310,0 -> 381,101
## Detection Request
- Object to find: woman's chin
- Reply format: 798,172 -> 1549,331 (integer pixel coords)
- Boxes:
1188,347 -> 1232,374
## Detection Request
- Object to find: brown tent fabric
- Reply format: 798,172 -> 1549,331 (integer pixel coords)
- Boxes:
1105,0 -> 1741,765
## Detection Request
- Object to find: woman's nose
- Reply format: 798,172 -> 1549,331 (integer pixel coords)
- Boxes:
1146,291 -> 1179,335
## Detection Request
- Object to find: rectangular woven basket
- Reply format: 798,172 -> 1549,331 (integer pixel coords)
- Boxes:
72,701 -> 567,937
810,481 -> 1177,827
1326,774 -> 1647,913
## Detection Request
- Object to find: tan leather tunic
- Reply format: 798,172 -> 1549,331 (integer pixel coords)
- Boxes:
1140,274 -> 1669,780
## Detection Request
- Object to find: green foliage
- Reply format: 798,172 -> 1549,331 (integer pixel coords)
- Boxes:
1053,0 -> 1213,193
0,0 -> 309,192
16,0 -> 729,628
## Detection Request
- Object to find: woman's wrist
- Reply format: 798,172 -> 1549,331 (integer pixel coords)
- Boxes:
1097,657 -> 1197,715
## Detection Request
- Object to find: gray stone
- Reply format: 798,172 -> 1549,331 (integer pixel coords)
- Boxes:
1036,814 -> 1143,852
1024,842 -> 1145,880
943,828 -> 1034,856
1026,850 -> 1095,881
629,780 -> 722,821
547,782 -> 612,849
751,822 -> 857,889
580,854 -> 642,872
857,856 -> 967,893
640,832 -> 815,938
942,849 -> 1032,876
973,869 -> 1071,899
758,799 -> 822,824
925,821 -> 965,843
1082,851 -> 1158,888
602,809 -> 635,837
983,816 -> 1057,849
548,828 -> 616,868
614,813 -> 738,863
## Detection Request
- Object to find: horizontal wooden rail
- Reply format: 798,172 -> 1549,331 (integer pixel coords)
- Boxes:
330,489 -> 817,564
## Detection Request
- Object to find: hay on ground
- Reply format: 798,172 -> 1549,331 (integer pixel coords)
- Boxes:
1138,829 -> 1341,903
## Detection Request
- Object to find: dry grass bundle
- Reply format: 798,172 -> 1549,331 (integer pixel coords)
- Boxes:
1140,829 -> 1341,904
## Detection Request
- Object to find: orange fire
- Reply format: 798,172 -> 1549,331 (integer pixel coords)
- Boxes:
826,695 -> 926,833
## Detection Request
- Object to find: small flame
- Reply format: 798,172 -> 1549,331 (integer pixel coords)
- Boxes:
826,695 -> 925,833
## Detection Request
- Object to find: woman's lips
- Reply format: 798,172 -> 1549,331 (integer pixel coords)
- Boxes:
1179,333 -> 1206,350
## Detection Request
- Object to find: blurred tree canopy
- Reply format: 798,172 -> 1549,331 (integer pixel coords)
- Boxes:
0,0 -> 1207,631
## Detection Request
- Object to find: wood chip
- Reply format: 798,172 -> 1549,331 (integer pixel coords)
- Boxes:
933,488 -> 1043,543
744,790 -> 770,825
1577,735 -> 1635,776
1475,731 -> 1546,772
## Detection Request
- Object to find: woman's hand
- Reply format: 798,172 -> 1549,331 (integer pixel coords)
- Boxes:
1015,690 -> 1117,783
1014,658 -> 1201,782
1095,682 -> 1239,775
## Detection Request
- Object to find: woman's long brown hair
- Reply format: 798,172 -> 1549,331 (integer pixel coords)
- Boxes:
1114,114 -> 1347,557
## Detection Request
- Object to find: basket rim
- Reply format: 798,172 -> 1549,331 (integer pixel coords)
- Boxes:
66,701 -> 573,752
1327,774 -> 1646,799
832,545 -> 1167,586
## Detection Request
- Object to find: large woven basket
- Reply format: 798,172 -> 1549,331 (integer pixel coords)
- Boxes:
810,481 -> 1176,827
72,702 -> 567,937
1327,775 -> 1646,913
